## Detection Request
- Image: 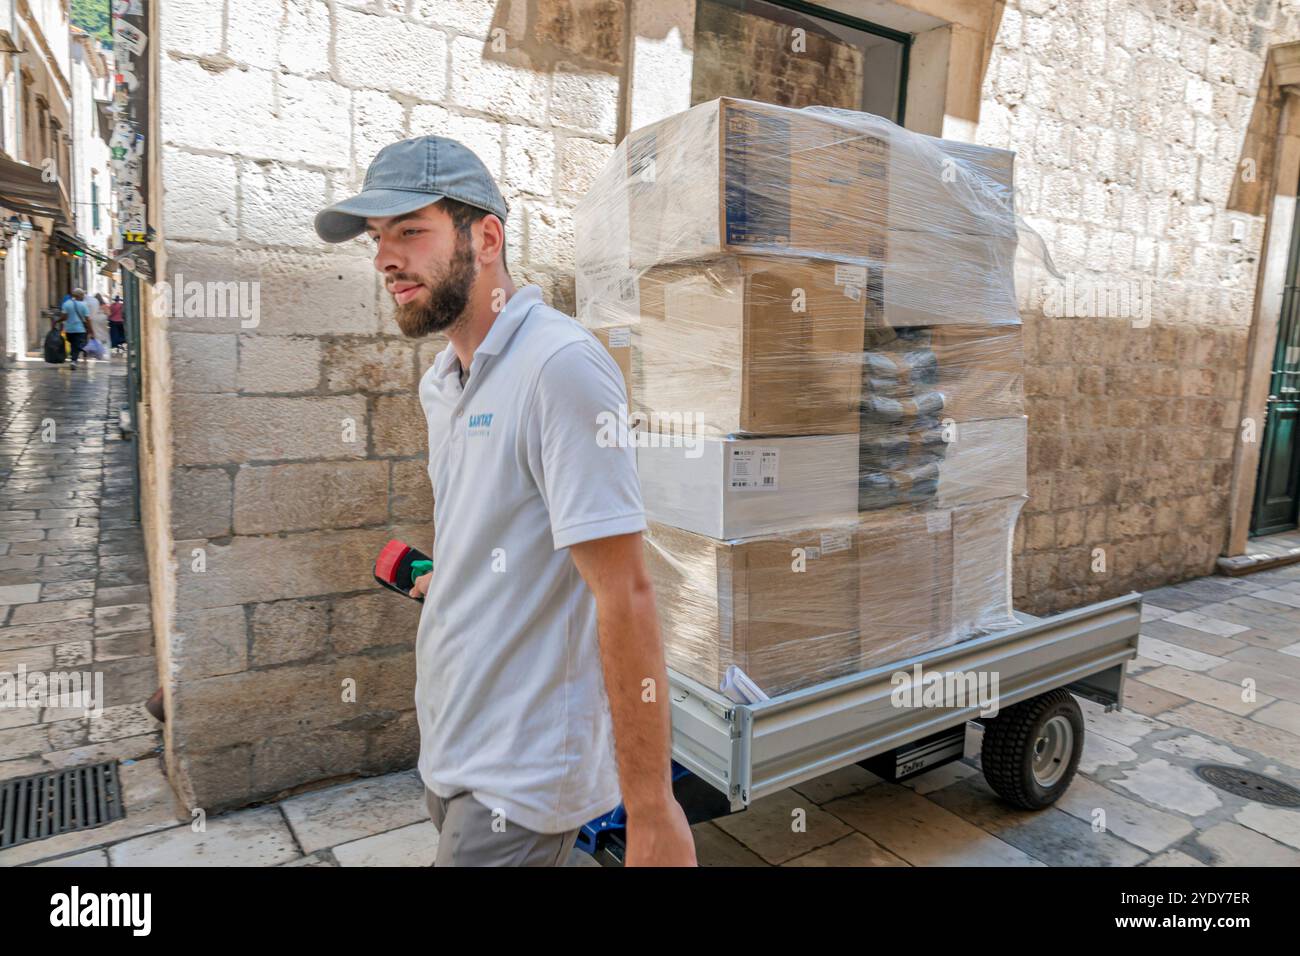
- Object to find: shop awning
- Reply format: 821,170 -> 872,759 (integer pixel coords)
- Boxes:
0,155 -> 67,221
53,228 -> 109,262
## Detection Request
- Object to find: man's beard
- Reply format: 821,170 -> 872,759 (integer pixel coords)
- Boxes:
390,235 -> 477,338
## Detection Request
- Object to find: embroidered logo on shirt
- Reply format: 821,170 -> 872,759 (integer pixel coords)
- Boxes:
467,412 -> 494,437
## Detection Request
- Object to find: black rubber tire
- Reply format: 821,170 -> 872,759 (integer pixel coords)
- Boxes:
980,689 -> 1084,810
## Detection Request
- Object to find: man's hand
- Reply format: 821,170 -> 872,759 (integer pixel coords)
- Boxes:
410,572 -> 432,599
569,532 -> 697,867
625,799 -> 697,867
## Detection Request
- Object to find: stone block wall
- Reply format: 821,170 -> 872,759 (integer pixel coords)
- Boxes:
981,0 -> 1300,613
154,0 -> 622,810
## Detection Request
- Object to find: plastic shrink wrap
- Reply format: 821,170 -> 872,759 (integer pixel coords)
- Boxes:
576,97 -> 1028,698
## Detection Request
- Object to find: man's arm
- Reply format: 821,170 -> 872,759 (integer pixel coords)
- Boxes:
569,532 -> 697,867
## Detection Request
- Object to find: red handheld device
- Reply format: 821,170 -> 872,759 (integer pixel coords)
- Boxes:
374,539 -> 432,601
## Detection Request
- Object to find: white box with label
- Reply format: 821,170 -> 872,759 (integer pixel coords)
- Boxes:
637,434 -> 859,539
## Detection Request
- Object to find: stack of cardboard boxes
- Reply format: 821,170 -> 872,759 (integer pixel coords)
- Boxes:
576,98 -> 1028,698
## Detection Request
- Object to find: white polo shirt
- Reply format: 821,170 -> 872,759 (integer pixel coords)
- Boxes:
414,285 -> 646,834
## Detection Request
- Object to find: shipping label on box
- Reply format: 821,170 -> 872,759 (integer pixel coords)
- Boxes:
729,446 -> 779,490
591,325 -> 635,407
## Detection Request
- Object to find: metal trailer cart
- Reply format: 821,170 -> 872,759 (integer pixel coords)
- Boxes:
578,591 -> 1142,864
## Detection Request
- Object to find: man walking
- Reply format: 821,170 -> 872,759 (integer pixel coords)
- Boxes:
60,289 -> 91,369
314,137 -> 696,867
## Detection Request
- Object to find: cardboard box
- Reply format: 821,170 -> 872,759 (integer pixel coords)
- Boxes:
887,135 -> 1016,238
851,230 -> 1019,327
951,496 -> 1023,637
644,520 -> 861,697
857,495 -> 1023,671
637,433 -> 859,538
636,256 -> 866,436
856,506 -> 954,669
590,325 -> 634,407
930,324 -> 1024,422
625,97 -> 888,268
620,99 -> 1015,270
934,417 -> 1028,508
642,497 -> 1023,697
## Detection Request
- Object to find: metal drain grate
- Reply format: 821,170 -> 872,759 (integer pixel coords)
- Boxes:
0,761 -> 125,850
1195,765 -> 1300,807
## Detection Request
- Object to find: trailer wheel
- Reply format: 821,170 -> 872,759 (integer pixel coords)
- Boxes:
980,689 -> 1083,810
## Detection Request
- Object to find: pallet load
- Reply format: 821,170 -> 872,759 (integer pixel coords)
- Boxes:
576,97 -> 1028,699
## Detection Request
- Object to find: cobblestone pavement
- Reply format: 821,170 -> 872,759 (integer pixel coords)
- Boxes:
0,361 -> 163,792
2,361 -> 1298,867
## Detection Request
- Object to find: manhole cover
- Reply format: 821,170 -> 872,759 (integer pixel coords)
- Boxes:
0,760 -> 125,849
1195,765 -> 1300,807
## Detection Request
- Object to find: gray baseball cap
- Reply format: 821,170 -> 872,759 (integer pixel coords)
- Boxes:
314,136 -> 509,243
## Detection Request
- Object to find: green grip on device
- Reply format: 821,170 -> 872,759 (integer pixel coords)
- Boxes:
410,560 -> 433,584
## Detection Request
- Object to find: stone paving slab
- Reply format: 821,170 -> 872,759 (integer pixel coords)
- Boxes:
0,364 -> 163,786
1145,849 -> 1208,866
331,821 -> 438,867
1193,821 -> 1300,866
710,787 -> 854,865
1052,774 -> 1194,854
826,782 -> 1044,866
107,805 -> 299,867
782,832 -> 908,866
927,776 -> 1149,866
278,770 -> 429,855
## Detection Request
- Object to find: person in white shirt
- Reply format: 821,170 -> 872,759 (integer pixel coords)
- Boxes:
314,136 -> 696,867
88,293 -> 110,346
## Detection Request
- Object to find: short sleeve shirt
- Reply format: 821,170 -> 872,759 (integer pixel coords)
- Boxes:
61,299 -> 88,334
414,285 -> 645,834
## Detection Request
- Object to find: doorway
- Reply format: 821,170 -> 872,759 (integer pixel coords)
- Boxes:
1251,187 -> 1300,536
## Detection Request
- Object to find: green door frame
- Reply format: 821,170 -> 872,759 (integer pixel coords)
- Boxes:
1251,186 -> 1300,536
122,270 -> 143,523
